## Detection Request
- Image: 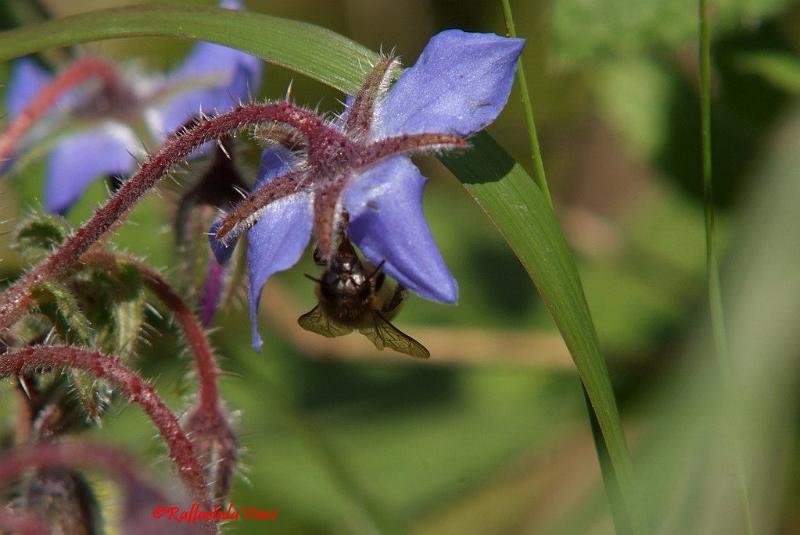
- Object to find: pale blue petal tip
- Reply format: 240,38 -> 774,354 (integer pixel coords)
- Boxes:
377,29 -> 525,138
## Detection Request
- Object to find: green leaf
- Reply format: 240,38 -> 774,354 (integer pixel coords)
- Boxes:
737,51 -> 800,94
0,5 -> 638,529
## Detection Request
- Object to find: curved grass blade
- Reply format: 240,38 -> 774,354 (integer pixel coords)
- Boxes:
0,5 -> 639,531
698,1 -> 753,532
0,4 -> 375,94
500,0 -> 552,206
441,134 -> 638,533
500,1 -> 632,531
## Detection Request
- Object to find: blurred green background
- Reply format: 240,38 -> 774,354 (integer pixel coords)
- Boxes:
2,0 -> 800,533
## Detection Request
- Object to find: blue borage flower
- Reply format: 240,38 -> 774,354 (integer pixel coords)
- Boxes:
210,30 -> 524,349
3,0 -> 261,214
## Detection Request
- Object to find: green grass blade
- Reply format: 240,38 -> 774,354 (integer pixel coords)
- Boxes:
500,0 -> 552,207
698,1 -> 754,533
500,1 -> 631,531
0,4 -> 374,94
0,5 -> 639,530
441,133 -> 639,533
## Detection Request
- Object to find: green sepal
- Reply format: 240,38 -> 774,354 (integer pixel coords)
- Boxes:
13,213 -> 70,266
74,259 -> 146,359
29,281 -> 111,423
31,280 -> 92,344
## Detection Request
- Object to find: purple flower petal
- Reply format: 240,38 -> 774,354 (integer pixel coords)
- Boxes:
247,192 -> 313,350
376,29 -> 524,138
3,59 -> 60,174
154,62 -> 261,141
207,146 -> 298,265
343,156 -> 457,303
208,219 -> 237,265
44,123 -> 140,214
6,58 -> 52,119
245,147 -> 311,349
253,143 -> 298,188
152,2 -> 262,140
172,38 -> 260,85
198,251 -> 228,326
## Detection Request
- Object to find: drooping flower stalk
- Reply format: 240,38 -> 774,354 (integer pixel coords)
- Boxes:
81,251 -> 239,501
0,441 -> 138,489
0,100 -> 465,332
0,345 -> 208,503
0,102 -> 320,331
212,133 -> 465,254
0,56 -> 121,164
83,252 -> 221,414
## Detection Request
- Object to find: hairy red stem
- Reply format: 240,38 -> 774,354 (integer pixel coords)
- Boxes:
0,102 -> 320,330
214,170 -> 301,244
0,441 -> 139,488
0,56 -> 120,164
83,252 -> 221,416
81,252 -> 238,502
356,133 -> 468,167
0,345 -> 208,503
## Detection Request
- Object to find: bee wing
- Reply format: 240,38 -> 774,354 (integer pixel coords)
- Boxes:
359,312 -> 430,359
297,305 -> 354,338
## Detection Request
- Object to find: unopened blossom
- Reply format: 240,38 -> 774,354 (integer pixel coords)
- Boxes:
176,136 -> 250,326
210,30 -> 524,348
3,0 -> 261,214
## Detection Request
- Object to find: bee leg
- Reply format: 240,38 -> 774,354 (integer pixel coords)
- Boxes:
366,259 -> 386,281
382,283 -> 407,315
303,273 -> 322,283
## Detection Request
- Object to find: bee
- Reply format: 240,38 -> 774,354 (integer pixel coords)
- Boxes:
298,238 -> 430,359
